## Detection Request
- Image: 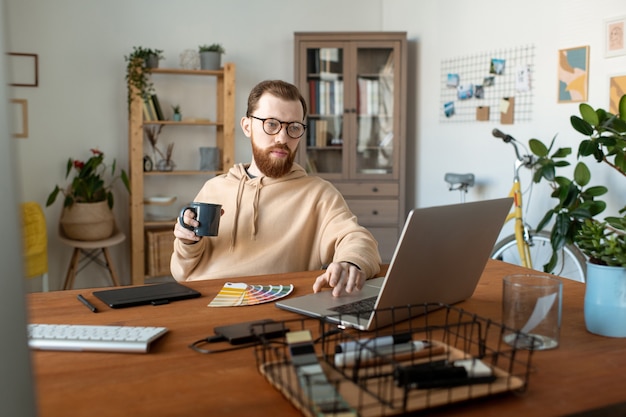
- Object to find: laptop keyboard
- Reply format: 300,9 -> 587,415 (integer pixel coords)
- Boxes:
27,324 -> 168,353
330,296 -> 377,316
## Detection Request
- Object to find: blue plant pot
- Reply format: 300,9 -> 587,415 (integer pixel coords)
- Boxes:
584,262 -> 626,337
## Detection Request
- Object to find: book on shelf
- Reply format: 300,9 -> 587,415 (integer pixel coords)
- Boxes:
143,98 -> 155,121
147,97 -> 158,121
151,94 -> 164,121
315,119 -> 328,147
357,77 -> 381,116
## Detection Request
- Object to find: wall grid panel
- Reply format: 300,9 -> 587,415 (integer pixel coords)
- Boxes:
440,44 -> 535,123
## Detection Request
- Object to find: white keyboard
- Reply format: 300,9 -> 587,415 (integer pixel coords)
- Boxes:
27,324 -> 168,353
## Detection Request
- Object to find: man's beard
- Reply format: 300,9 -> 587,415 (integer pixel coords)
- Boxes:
252,141 -> 297,178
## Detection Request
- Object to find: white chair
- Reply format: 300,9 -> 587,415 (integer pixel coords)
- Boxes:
58,226 -> 125,290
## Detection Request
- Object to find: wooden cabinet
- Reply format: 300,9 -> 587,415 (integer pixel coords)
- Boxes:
128,63 -> 236,284
294,32 -> 407,262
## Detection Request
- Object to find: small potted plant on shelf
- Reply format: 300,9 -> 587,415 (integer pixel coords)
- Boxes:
172,104 -> 182,121
198,43 -> 225,70
125,46 -> 164,107
530,94 -> 626,337
46,148 -> 130,241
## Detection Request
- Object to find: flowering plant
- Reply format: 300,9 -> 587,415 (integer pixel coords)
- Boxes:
46,148 -> 130,209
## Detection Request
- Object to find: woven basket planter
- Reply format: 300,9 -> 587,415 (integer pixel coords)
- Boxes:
60,201 -> 114,241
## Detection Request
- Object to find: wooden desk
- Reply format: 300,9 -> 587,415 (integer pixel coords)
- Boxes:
28,260 -> 626,417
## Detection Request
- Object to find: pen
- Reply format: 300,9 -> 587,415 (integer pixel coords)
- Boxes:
77,294 -> 98,313
334,340 -> 433,367
335,331 -> 412,354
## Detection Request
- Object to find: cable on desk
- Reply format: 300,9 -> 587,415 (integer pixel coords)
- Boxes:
188,324 -> 341,354
188,335 -> 286,354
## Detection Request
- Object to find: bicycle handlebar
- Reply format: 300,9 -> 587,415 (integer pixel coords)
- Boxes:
492,128 -> 515,143
492,128 -> 531,165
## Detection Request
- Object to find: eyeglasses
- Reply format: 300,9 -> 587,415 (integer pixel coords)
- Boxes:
249,115 -> 307,139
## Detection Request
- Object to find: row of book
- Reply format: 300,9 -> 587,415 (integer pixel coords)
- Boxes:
306,48 -> 342,74
309,79 -> 344,116
143,94 -> 165,121
308,77 -> 392,117
357,77 -> 391,116
306,119 -> 343,148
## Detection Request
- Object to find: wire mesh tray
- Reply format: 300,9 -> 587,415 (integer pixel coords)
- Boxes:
254,303 -> 535,416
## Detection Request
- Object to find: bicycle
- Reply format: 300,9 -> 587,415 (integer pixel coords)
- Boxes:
444,128 -> 587,282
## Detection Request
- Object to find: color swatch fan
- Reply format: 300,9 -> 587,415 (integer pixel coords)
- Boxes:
208,282 -> 294,307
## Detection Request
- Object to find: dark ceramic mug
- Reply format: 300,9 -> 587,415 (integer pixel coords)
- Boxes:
178,202 -> 221,237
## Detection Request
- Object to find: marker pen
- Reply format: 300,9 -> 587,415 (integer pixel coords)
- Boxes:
334,340 -> 433,367
335,331 -> 412,354
77,294 -> 98,313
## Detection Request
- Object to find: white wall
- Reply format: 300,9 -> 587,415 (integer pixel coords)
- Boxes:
6,0 -> 626,290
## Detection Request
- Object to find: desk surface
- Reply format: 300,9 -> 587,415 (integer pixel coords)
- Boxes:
28,260 -> 626,417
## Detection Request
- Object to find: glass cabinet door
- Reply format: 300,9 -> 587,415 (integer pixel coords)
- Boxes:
301,46 -> 345,177
353,46 -> 396,177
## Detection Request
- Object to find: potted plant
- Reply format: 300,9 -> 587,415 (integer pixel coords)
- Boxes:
198,43 -> 225,70
125,46 -> 164,108
172,104 -> 182,121
530,94 -> 626,336
47,148 -> 130,241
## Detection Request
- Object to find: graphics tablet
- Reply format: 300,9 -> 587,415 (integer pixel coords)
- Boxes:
93,282 -> 201,308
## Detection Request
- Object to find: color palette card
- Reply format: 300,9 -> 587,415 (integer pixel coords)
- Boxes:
208,282 -> 294,307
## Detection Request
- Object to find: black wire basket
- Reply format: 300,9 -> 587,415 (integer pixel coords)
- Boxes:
254,303 -> 535,417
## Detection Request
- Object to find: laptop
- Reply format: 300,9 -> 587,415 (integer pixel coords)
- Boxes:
93,282 -> 201,308
276,198 -> 512,331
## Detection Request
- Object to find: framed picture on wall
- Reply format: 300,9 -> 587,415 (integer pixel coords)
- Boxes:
7,53 -> 38,87
11,99 -> 28,138
605,16 -> 626,58
557,45 -> 589,103
609,74 -> 626,114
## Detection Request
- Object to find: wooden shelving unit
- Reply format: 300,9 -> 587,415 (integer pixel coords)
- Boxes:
127,63 -> 236,284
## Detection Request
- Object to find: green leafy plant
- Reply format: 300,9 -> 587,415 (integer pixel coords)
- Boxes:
198,43 -> 225,54
46,149 -> 130,209
576,219 -> 626,267
530,94 -> 626,268
172,104 -> 181,114
124,46 -> 164,107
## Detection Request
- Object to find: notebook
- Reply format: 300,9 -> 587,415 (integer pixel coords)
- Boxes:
276,198 -> 513,331
93,282 -> 201,308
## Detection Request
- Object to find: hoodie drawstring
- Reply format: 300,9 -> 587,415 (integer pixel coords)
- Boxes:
231,174 -> 263,250
231,175 -> 246,251
251,177 -> 263,239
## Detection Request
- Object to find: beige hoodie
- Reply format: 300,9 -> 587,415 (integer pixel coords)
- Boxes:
170,163 -> 381,281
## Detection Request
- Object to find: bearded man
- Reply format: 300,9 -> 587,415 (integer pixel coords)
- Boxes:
172,80 -> 380,297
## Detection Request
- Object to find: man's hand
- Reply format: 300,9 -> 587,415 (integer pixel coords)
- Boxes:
313,262 -> 366,297
173,209 -> 201,244
174,207 -> 225,244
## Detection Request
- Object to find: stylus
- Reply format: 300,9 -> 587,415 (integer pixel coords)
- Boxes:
77,294 -> 98,313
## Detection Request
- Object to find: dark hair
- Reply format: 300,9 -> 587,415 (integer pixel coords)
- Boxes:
246,80 -> 307,120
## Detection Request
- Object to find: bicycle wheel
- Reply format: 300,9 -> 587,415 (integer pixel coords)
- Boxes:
491,231 -> 587,282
